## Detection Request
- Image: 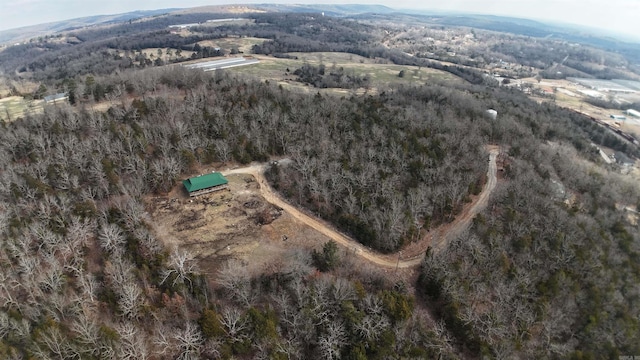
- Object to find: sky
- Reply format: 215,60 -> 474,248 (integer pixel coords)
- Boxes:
1,0 -> 638,40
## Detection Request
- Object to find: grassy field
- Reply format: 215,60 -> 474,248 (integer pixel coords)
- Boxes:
137,37 -> 267,62
553,91 -> 586,109
197,37 -> 269,54
226,52 -> 462,92
199,18 -> 255,27
0,96 -> 44,122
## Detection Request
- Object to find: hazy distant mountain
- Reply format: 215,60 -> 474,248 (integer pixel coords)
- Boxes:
0,3 -> 636,62
0,9 -> 178,45
355,12 -> 640,62
433,14 -> 640,62
0,4 -> 395,46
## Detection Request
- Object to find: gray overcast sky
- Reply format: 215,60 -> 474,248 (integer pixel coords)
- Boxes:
1,0 -> 638,39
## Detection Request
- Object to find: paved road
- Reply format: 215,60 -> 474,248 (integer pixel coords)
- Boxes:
222,148 -> 499,268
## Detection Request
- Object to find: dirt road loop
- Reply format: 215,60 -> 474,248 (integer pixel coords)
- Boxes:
222,147 -> 499,268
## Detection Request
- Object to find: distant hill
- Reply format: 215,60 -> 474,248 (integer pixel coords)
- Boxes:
174,4 -> 394,17
356,12 -> 640,63
0,4 -> 394,46
431,14 -> 640,63
0,9 -> 178,45
1,4 -> 637,63
252,4 -> 394,16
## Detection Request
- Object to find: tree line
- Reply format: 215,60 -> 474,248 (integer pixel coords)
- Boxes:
292,63 -> 371,89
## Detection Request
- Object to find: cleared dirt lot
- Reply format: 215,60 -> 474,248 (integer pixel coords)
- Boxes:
146,172 -> 335,276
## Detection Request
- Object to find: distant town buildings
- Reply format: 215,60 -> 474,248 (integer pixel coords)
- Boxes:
182,57 -> 259,72
569,78 -> 640,94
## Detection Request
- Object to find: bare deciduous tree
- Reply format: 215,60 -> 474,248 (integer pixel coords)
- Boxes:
99,223 -> 126,254
117,322 -> 151,360
173,322 -> 203,360
318,321 -> 346,360
220,307 -> 247,342
161,249 -> 197,294
118,282 -> 142,319
217,259 -> 255,306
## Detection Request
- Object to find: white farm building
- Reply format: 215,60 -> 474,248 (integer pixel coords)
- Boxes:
625,109 -> 640,118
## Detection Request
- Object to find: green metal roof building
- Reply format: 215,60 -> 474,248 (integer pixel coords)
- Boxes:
183,172 -> 229,196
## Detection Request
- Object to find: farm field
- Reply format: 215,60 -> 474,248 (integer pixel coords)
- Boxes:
227,52 -> 462,90
0,96 -> 43,122
197,36 -> 267,53
134,37 -> 266,64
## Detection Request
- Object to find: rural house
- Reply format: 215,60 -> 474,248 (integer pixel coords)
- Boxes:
183,172 -> 229,197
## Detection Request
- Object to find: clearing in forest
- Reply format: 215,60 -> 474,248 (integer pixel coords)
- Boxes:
146,172 -> 335,277
0,96 -> 43,122
147,148 -> 498,275
197,37 -> 268,54
227,52 -> 462,91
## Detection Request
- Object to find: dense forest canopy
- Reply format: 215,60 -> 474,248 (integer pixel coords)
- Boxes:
0,63 -> 637,357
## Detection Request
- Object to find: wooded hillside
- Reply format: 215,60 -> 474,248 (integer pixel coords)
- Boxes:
0,9 -> 639,359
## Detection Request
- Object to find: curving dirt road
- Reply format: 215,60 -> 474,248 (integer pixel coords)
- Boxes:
222,148 -> 499,268
429,148 -> 498,251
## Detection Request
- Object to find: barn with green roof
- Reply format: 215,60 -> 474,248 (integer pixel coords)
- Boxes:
183,172 -> 229,197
